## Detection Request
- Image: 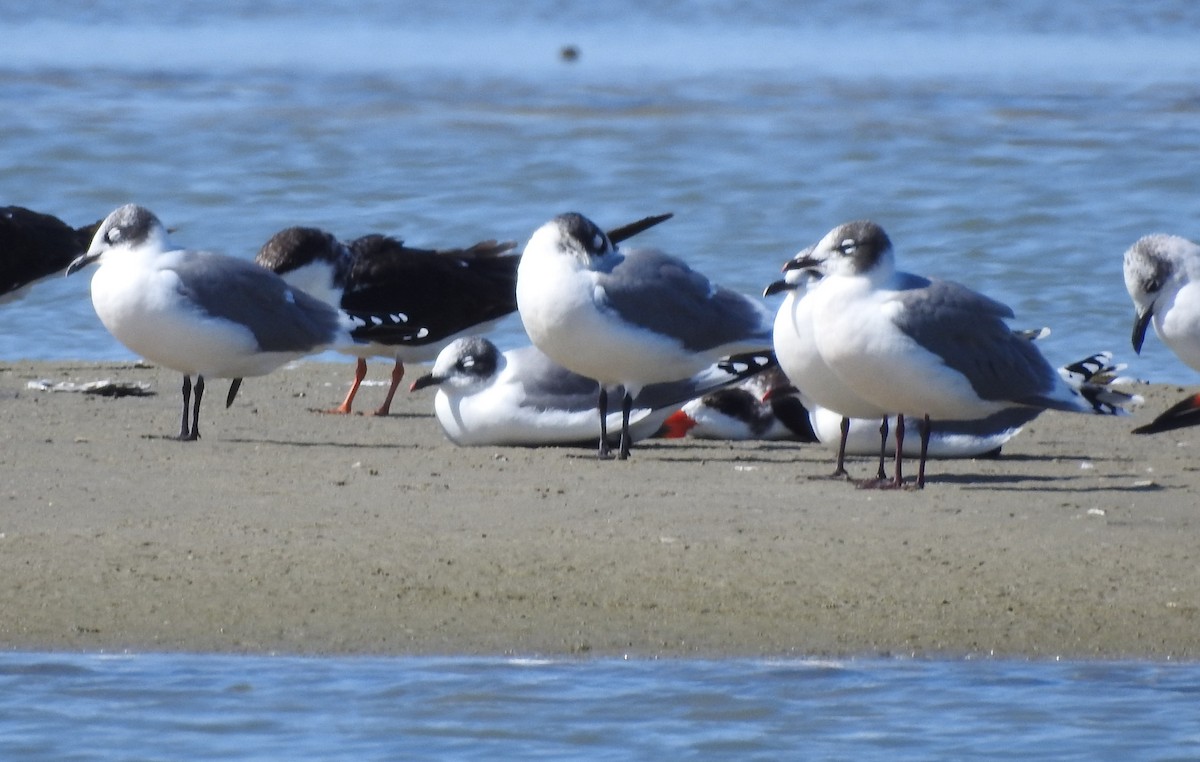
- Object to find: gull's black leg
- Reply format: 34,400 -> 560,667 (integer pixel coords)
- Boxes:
597,385 -> 612,459
617,390 -> 634,460
186,375 -> 205,441
876,417 -> 889,482
891,413 -> 905,488
832,416 -> 850,478
177,375 -> 193,440
916,414 -> 931,489
226,378 -> 242,408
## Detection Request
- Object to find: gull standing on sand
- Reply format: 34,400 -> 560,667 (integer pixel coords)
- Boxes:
256,226 -> 519,416
516,212 -> 774,459
1124,233 -> 1200,433
410,336 -> 774,447
66,204 -> 406,440
1,206 -> 100,303
786,220 -> 1132,487
766,256 -> 1125,475
765,249 -> 896,479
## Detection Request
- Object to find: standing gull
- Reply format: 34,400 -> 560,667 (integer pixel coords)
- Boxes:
410,336 -> 774,447
789,220 -> 1133,487
766,257 -> 1114,477
1124,234 -> 1200,434
516,212 -> 773,459
66,204 -> 402,440
1,206 -> 100,303
765,250 -> 896,480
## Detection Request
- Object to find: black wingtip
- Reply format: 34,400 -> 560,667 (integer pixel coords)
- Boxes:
1132,393 -> 1200,434
717,349 -> 778,379
606,213 -> 673,245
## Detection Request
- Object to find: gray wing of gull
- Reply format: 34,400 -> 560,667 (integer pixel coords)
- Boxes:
514,344 -> 776,418
596,248 -> 772,354
511,346 -> 610,412
170,251 -> 344,353
891,276 -> 1061,405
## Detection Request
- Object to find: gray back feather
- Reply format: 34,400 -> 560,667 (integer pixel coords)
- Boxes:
892,277 -> 1059,404
510,346 -> 605,411
172,252 -> 343,352
598,248 -> 772,353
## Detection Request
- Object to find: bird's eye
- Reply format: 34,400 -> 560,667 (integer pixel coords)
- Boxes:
838,238 -> 857,254
1145,278 -> 1160,294
106,228 -> 122,243
593,232 -> 606,252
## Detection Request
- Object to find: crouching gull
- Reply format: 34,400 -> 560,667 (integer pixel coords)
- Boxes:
410,336 -> 774,447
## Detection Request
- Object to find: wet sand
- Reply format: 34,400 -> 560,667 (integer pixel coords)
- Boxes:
1,360 -> 1198,659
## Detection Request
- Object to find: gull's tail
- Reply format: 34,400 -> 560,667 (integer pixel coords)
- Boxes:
1057,351 -> 1143,416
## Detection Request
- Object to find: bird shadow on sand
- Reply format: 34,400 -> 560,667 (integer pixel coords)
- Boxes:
174,435 -> 424,450
296,407 -> 428,420
933,471 -> 1162,492
629,440 -> 812,465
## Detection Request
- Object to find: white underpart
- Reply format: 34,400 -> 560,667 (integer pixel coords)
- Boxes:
430,346 -> 672,446
773,280 -> 891,420
90,244 -> 317,378
517,221 -> 766,394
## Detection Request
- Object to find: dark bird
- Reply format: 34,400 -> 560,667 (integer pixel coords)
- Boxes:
1,205 -> 101,302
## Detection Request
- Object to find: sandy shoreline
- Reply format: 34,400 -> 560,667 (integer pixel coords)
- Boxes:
1,359 -> 1198,660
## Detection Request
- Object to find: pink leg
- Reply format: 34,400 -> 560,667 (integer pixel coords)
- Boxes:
326,358 -> 367,415
372,359 -> 404,416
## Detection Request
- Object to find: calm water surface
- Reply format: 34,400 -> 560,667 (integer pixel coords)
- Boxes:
2,652 -> 1198,760
2,1 -> 1199,382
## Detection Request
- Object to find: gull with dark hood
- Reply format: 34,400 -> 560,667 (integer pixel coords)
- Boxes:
516,211 -> 774,459
66,203 -> 418,440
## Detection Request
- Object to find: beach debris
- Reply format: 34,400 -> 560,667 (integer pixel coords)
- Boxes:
26,378 -> 154,397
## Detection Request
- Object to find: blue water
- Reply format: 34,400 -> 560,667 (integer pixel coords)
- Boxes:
4,2 -> 1200,756
2,652 -> 1198,760
3,1 -> 1200,382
